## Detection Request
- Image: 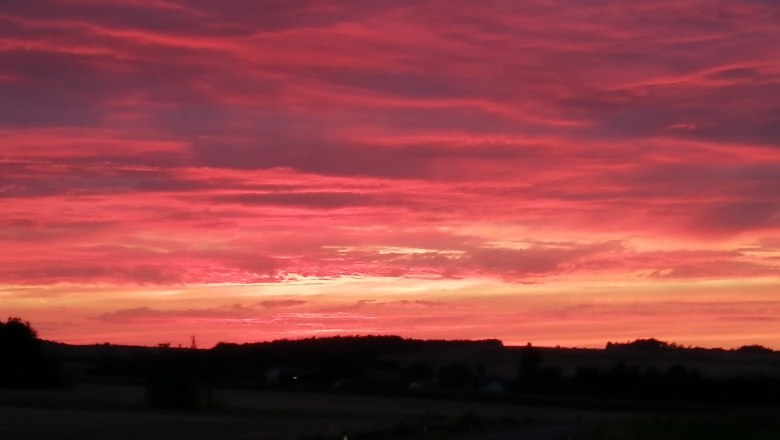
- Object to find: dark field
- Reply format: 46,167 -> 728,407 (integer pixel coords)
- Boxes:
3,384 -> 780,439
0,383 -> 598,440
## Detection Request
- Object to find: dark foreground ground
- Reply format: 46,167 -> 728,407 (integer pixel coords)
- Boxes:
2,384 -> 780,440
4,326 -> 780,439
0,383 -> 591,440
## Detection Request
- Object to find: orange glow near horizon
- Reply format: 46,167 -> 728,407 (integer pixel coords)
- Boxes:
4,277 -> 780,349
1,1 -> 780,349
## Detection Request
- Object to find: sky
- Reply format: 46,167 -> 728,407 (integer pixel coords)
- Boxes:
2,0 -> 780,349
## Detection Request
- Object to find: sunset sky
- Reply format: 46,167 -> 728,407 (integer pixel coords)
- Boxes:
2,0 -> 780,349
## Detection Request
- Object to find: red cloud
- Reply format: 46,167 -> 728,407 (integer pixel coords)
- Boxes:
2,0 -> 780,346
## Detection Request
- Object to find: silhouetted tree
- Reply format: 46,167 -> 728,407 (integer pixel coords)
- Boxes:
0,317 -> 59,388
516,343 -> 542,387
0,317 -> 37,350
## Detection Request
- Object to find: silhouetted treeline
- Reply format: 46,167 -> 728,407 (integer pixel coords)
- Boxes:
0,318 -> 59,388
606,338 -> 776,354
214,335 -> 501,361
30,331 -> 780,409
513,342 -> 780,406
606,338 -> 680,351
208,336 -> 502,388
536,361 -> 780,405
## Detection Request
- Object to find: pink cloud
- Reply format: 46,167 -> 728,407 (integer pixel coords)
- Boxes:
2,0 -> 780,346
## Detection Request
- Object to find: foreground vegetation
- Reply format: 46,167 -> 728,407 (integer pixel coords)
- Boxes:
2,317 -> 780,439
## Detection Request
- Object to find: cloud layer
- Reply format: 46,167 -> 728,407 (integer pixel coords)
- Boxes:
2,0 -> 779,347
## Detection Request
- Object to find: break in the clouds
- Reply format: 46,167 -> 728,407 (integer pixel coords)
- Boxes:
1,0 -> 780,348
